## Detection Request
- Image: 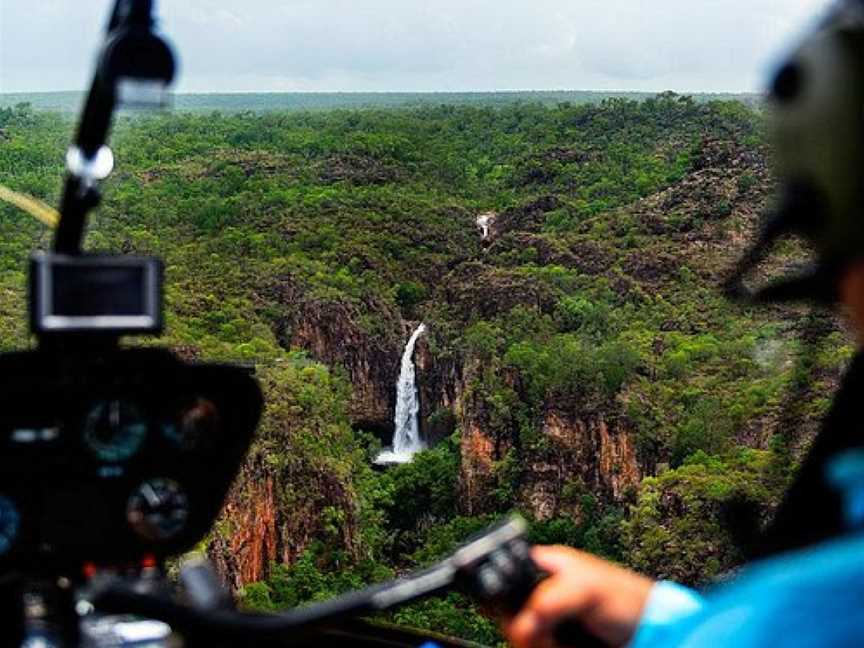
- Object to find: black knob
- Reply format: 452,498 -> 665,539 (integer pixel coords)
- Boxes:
499,546 -> 610,648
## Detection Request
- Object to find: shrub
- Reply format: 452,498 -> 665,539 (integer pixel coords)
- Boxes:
391,594 -> 502,646
240,544 -> 393,612
671,398 -> 735,466
622,449 -> 783,585
737,173 -> 757,193
464,320 -> 503,357
504,335 -> 640,402
377,436 -> 461,547
395,281 -> 427,309
555,296 -> 610,336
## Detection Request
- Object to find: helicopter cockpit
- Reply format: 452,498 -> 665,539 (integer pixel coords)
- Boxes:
0,2 -> 583,647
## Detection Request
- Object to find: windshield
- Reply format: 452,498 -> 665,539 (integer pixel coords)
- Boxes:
0,1 -> 843,645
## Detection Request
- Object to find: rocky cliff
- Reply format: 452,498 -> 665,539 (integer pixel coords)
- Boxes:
210,448 -> 362,590
208,359 -> 367,590
268,277 -> 403,438
521,410 -> 643,521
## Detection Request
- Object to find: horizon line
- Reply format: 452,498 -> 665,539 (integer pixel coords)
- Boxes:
0,89 -> 762,97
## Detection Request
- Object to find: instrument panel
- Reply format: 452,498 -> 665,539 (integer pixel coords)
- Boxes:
0,348 -> 262,572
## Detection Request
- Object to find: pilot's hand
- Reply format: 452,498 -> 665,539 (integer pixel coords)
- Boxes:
503,545 -> 654,648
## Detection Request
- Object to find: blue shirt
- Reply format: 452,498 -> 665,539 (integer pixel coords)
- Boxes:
630,451 -> 864,647
631,533 -> 864,647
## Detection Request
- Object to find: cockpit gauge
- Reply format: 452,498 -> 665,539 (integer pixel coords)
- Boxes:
126,478 -> 190,542
82,399 -> 148,463
0,496 -> 20,555
162,397 -> 219,450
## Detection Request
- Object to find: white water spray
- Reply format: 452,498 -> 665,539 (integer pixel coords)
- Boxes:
476,212 -> 496,240
376,324 -> 427,464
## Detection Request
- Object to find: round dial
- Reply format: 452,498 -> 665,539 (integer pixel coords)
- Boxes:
127,478 -> 190,542
162,398 -> 219,450
0,496 -> 20,555
83,399 -> 148,463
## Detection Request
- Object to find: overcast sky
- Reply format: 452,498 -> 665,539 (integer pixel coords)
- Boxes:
0,0 -> 832,94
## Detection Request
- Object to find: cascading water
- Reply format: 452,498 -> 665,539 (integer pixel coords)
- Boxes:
376,324 -> 427,464
476,212 -> 496,240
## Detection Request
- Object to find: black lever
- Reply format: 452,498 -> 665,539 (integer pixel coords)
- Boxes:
497,552 -> 609,648
450,518 -> 609,648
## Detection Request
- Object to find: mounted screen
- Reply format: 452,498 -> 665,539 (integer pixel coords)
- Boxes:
30,253 -> 162,335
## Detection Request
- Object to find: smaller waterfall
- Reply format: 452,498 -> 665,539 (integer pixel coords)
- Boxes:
376,324 -> 427,465
476,212 -> 496,240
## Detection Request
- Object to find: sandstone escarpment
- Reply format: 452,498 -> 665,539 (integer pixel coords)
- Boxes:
522,411 -> 642,521
436,262 -> 558,322
271,283 -> 403,436
218,125 -> 802,596
414,337 -> 464,446
486,195 -> 562,241
628,137 -> 772,265
456,363 -> 520,515
208,468 -> 279,590
209,448 -> 362,591
460,420 -> 506,514
457,400 -> 645,521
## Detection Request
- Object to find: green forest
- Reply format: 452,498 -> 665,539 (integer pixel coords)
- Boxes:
0,94 -> 850,645
0,90 -> 761,114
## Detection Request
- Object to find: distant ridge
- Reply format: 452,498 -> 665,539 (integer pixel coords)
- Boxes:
0,90 -> 761,114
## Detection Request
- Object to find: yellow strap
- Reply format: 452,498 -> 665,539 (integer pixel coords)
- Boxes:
0,184 -> 60,228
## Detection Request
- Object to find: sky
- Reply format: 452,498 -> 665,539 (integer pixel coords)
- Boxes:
0,0 -> 833,94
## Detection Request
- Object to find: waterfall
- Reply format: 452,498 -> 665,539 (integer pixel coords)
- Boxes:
376,324 -> 427,464
476,212 -> 496,240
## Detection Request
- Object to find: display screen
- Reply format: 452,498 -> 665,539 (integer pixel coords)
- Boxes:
31,254 -> 162,333
52,265 -> 147,317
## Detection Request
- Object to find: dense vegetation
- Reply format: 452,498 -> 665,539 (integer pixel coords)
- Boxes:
0,95 -> 849,645
0,90 -> 761,114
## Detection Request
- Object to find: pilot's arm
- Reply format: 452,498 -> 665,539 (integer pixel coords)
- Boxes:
504,546 -> 702,648
506,481 -> 864,648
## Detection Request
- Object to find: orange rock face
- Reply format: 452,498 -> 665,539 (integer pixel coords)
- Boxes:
209,450 -> 362,591
459,423 -> 500,515
459,408 -> 644,522
222,477 -> 279,588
